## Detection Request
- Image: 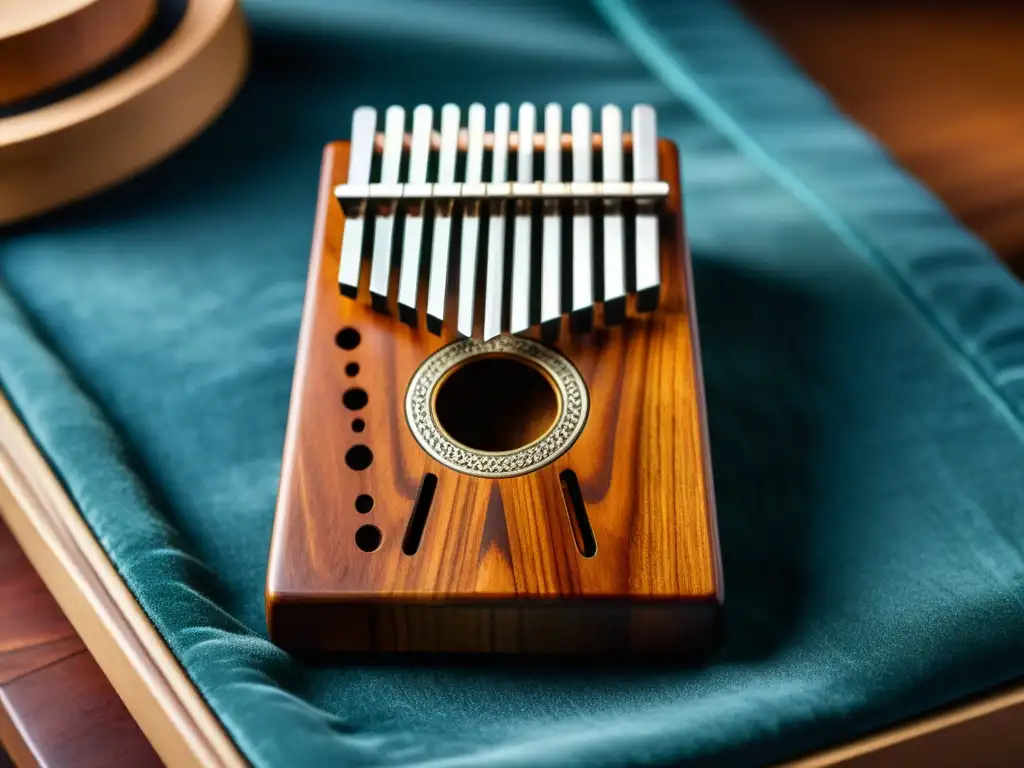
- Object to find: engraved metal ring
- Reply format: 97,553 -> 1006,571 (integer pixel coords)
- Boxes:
405,336 -> 589,478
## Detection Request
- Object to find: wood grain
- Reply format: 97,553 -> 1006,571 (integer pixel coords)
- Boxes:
0,0 -> 157,106
0,518 -> 159,767
266,138 -> 723,655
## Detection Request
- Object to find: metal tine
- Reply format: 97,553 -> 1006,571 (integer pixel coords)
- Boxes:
426,103 -> 460,335
369,105 -> 406,308
398,104 -> 434,326
338,106 -> 376,297
632,104 -> 660,311
339,103 -> 663,332
571,103 -> 594,332
510,102 -> 536,335
540,103 -> 563,339
483,103 -> 511,341
457,103 -> 487,338
601,104 -> 626,325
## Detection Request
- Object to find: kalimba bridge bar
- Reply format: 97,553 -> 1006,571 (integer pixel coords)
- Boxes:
334,103 -> 666,340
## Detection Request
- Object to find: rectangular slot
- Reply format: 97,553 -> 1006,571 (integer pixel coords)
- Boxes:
403,473 -> 438,555
560,469 -> 596,558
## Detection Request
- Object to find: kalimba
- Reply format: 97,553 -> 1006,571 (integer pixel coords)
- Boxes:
266,102 -> 723,655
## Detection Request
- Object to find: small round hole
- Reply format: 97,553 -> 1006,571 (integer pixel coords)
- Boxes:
352,418 -> 365,433
345,362 -> 359,377
335,328 -> 360,350
342,388 -> 368,411
355,494 -> 373,514
345,445 -> 373,471
355,524 -> 382,552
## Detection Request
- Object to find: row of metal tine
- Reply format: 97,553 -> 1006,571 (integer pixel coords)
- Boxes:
335,102 -> 662,339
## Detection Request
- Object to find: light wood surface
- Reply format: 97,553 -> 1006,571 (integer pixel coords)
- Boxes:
0,393 -> 245,768
0,0 -> 249,225
0,0 -> 156,106
265,138 -> 723,655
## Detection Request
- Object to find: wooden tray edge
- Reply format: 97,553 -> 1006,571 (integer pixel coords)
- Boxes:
0,392 -> 245,768
786,679 -> 1024,767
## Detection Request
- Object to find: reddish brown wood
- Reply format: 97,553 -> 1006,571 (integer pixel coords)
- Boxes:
0,519 -> 159,767
266,137 -> 723,655
0,638 -> 81,688
0,652 -> 161,768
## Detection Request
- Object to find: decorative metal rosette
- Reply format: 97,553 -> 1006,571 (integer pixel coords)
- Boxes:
405,336 -> 589,478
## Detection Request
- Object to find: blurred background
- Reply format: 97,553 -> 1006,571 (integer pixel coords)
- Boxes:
5,0 -> 1023,273
743,1 -> 1024,274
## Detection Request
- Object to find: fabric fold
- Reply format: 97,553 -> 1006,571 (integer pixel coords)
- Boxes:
595,0 -> 1024,437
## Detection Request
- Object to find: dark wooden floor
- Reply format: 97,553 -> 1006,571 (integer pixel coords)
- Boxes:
0,519 -> 159,767
3,3 -> 1024,765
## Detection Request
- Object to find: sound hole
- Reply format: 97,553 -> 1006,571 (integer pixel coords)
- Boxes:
355,524 -> 381,552
433,355 -> 558,453
346,445 -> 373,470
343,388 -> 368,410
335,328 -> 360,350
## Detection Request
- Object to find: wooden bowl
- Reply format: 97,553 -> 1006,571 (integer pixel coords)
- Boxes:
0,0 -> 158,106
0,0 -> 250,225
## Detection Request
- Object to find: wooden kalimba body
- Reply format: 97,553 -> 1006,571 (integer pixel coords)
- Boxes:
266,103 -> 723,655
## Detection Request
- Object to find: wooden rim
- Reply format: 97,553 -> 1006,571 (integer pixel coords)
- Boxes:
0,0 -> 250,225
0,0 -> 158,106
0,393 -> 245,768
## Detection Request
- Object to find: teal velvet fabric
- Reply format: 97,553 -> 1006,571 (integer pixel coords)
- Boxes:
3,1 -> 1024,764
